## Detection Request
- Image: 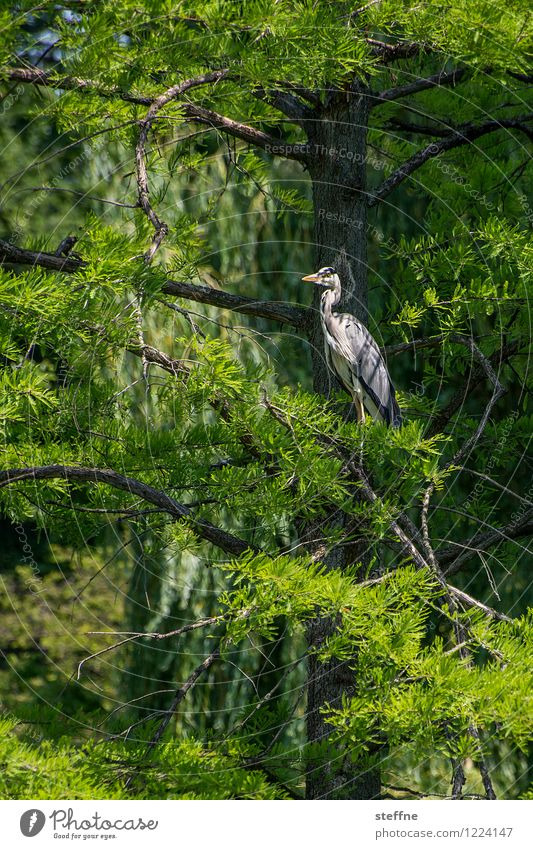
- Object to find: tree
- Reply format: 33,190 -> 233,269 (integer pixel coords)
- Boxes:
0,0 -> 531,800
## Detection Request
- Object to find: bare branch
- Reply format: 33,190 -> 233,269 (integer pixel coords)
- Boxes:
0,238 -> 307,328
148,645 -> 221,747
77,635 -> 137,680
372,67 -> 471,106
440,509 -> 533,577
162,279 -> 309,328
447,585 -> 511,622
368,115 -> 533,206
181,103 -> 309,161
89,608 -> 252,642
427,340 -> 521,437
0,238 -> 83,272
14,185 -> 137,208
135,71 -> 229,262
386,334 -> 518,451
0,465 -> 252,557
447,334 -> 507,466
81,607 -> 253,683
460,468 -> 533,508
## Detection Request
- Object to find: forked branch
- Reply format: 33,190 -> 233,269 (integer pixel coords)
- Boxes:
368,115 -> 533,206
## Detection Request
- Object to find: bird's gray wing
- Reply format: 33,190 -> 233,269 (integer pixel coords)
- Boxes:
331,315 -> 402,427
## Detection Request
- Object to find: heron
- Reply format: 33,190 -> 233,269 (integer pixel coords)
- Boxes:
302,266 -> 402,427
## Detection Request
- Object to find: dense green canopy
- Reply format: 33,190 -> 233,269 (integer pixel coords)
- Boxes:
0,0 -> 531,800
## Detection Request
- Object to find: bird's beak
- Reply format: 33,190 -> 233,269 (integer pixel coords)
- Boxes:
302,273 -> 320,282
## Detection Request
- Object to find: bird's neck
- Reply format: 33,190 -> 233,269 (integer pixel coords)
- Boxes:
320,287 -> 340,320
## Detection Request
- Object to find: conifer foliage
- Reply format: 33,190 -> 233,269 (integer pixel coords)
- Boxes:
0,1 -> 531,799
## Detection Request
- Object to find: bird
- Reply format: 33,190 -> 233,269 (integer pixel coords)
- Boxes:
302,266 -> 402,427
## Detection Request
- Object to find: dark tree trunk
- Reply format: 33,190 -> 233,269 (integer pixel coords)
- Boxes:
303,84 -> 380,800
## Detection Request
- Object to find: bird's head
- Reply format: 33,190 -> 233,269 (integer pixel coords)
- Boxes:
302,266 -> 340,290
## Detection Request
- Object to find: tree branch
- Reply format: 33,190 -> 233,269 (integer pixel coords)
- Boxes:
427,340 -> 521,437
252,86 -> 315,123
147,645 -> 221,747
383,119 -> 450,137
0,238 -> 83,272
135,71 -> 229,262
447,585 -> 511,622
368,115 -> 533,206
0,238 -> 308,328
181,103 -> 309,161
1,66 -> 309,163
447,334 -> 507,466
371,67 -> 470,106
162,279 -> 309,328
366,39 -> 432,62
439,509 -> 533,577
2,66 -> 154,104
0,465 -> 252,557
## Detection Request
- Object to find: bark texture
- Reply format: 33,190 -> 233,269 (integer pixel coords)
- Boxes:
303,84 -> 380,800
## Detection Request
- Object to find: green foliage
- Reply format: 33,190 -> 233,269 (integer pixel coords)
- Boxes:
0,712 -> 285,799
0,0 -> 531,802
327,611 -> 533,759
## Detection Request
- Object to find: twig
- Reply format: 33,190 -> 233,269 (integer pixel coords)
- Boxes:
440,508 -> 533,577
428,340 -> 520,437
460,467 -> 533,507
244,681 -> 306,764
89,607 -> 253,642
368,115 -> 533,205
226,654 -> 307,742
448,334 -> 507,466
147,645 -> 221,747
77,636 -> 137,680
447,585 -> 511,622
366,39 -> 431,62
16,186 -> 136,208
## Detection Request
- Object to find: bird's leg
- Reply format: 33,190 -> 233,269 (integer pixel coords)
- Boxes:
353,396 -> 365,467
354,396 -> 365,424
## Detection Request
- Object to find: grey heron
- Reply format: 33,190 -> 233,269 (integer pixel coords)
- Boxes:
302,266 -> 402,427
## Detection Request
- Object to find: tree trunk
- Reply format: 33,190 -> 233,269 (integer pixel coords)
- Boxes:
303,83 -> 380,800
